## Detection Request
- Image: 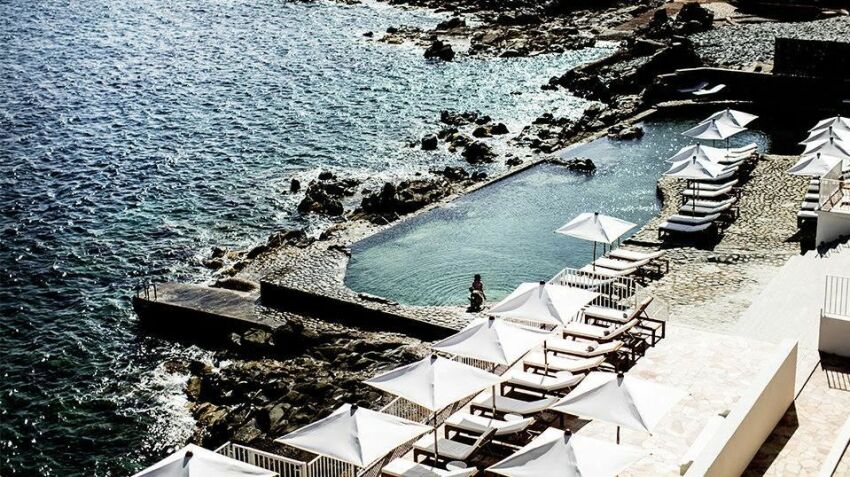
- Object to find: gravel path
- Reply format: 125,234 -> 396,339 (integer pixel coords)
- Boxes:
692,16 -> 850,67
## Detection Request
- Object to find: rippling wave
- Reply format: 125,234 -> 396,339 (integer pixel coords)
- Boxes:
0,0 -> 615,474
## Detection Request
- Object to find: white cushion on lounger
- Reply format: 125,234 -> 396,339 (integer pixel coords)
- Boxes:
584,305 -> 632,322
593,256 -> 646,270
413,437 -> 476,461
445,413 -> 534,437
726,143 -> 757,156
692,84 -> 725,95
524,352 -> 605,373
546,338 -> 623,357
666,213 -> 720,226
797,210 -> 817,219
659,221 -> 713,233
471,393 -> 558,416
800,201 -> 817,211
382,458 -> 477,477
691,179 -> 737,192
607,248 -> 664,262
679,202 -> 732,215
579,264 -> 635,277
681,186 -> 733,198
683,197 -> 736,209
507,371 -> 582,392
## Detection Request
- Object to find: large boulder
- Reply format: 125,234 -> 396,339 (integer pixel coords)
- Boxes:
421,134 -> 438,150
296,175 -> 360,217
424,40 -> 455,61
440,110 -> 479,126
462,141 -> 496,164
361,179 -> 450,216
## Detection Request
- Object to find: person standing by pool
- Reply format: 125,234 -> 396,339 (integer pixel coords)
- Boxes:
468,274 -> 486,312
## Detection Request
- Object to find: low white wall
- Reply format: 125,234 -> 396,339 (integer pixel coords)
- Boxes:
816,210 -> 850,246
685,340 -> 797,477
819,313 -> 850,358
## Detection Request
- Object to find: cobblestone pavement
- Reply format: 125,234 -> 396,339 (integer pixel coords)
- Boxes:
626,154 -> 810,332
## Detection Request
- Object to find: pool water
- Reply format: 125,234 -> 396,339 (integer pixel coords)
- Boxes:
345,117 -> 770,306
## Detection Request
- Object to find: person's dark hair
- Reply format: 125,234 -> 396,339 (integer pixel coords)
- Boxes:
474,274 -> 481,281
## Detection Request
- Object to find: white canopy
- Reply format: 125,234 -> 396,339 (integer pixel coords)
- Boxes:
702,108 -> 758,127
364,355 -> 504,412
682,118 -> 746,141
488,427 -> 645,477
666,144 -> 727,163
276,403 -> 431,468
799,126 -> 850,146
663,156 -> 726,181
131,444 -> 276,477
787,152 -> 843,177
555,212 -> 636,244
801,137 -> 850,157
432,316 -> 552,366
488,282 -> 599,327
809,115 -> 850,134
550,371 -> 686,434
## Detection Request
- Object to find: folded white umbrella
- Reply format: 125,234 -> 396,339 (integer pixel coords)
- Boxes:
365,355 -> 505,464
489,281 -> 599,327
132,444 -> 276,477
432,316 -> 552,366
799,126 -> 850,146
666,144 -> 727,163
787,152 -> 843,177
701,108 -> 758,127
801,136 -> 850,157
809,115 -> 850,134
551,372 -> 686,443
682,118 -> 746,141
488,427 -> 645,477
276,403 -> 431,468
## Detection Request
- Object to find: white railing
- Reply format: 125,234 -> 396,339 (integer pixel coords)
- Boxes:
824,275 -> 850,318
549,266 -> 638,310
306,455 -> 358,477
216,442 -> 304,477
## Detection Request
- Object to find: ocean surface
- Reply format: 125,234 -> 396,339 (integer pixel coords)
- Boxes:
0,0 -> 613,474
346,118 -> 770,305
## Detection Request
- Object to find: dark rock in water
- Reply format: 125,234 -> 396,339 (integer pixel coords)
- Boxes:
474,115 -> 491,125
437,126 -> 458,139
363,31 -> 374,37
471,171 -> 488,181
210,246 -> 227,259
607,124 -> 644,140
472,125 -> 492,138
446,132 -> 473,151
490,122 -> 509,135
440,110 -> 479,126
186,376 -> 202,400
386,26 -> 398,34
202,257 -> 224,270
431,166 -> 470,182
675,3 -> 713,32
317,171 -> 335,181
436,17 -> 465,30
552,156 -> 596,173
213,277 -> 259,292
361,179 -> 450,217
506,156 -> 523,167
462,141 -> 496,164
189,360 -> 213,376
421,134 -> 438,150
424,40 -> 455,61
266,228 -> 311,249
298,188 -> 344,216
289,178 -> 301,193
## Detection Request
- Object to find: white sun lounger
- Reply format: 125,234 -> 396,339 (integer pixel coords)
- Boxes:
659,221 -> 714,236
678,81 -> 708,93
690,179 -> 737,192
556,273 -> 616,289
591,256 -> 646,270
579,264 -> 636,277
504,370 -> 583,395
413,429 -> 493,463
681,186 -> 734,198
607,248 -> 664,262
683,197 -> 736,209
807,183 -> 820,193
804,192 -> 819,202
545,338 -> 624,358
382,458 -> 478,477
444,413 -> 534,437
561,319 -> 640,342
800,201 -> 817,211
679,202 -> 734,216
797,210 -> 818,222
666,213 -> 721,226
726,143 -> 757,157
523,352 -> 605,374
470,393 -> 559,417
692,84 -> 725,96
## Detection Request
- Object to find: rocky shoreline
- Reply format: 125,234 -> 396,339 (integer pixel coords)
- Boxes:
158,0 -> 847,457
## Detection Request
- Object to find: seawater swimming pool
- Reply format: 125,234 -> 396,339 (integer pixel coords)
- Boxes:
345,117 -> 771,306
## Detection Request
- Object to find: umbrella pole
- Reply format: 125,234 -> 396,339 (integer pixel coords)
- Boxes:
433,412 -> 439,466
617,426 -> 621,445
544,340 -> 549,373
492,384 -> 497,417
592,242 -> 596,270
